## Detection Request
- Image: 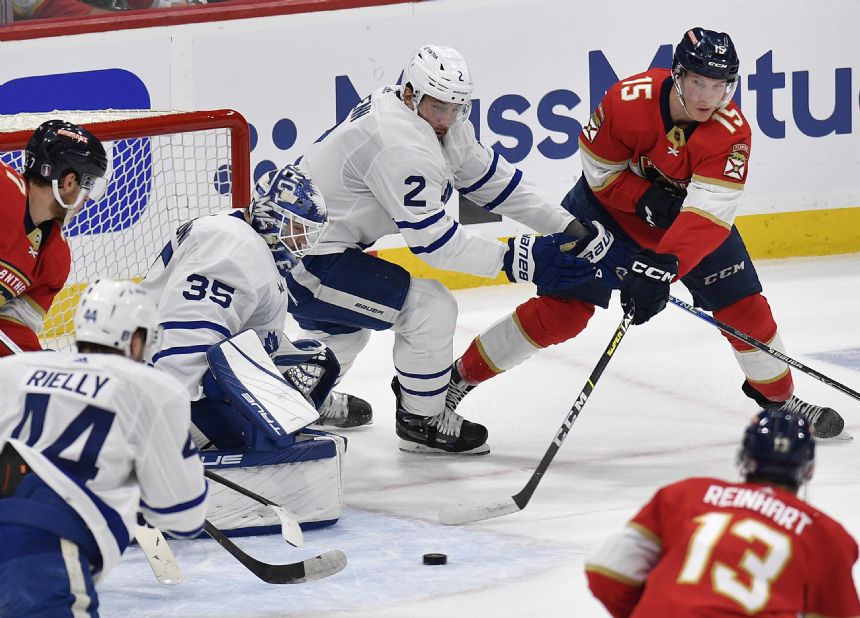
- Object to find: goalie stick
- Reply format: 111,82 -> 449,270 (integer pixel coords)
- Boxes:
0,329 -> 185,583
204,468 -> 304,547
203,520 -> 346,584
439,309 -> 635,525
668,295 -> 860,403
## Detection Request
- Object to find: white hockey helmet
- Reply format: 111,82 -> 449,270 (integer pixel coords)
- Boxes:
403,44 -> 473,122
74,279 -> 160,358
249,164 -> 327,267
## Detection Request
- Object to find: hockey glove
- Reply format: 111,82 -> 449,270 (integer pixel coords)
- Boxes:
559,219 -> 629,287
503,233 -> 597,291
619,249 -> 678,325
635,184 -> 685,229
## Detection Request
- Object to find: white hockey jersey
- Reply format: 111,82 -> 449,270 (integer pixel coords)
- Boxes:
141,210 -> 289,400
0,351 -> 207,580
300,85 -> 575,279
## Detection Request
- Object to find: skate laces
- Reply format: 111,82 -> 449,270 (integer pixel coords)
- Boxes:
320,391 -> 348,422
781,396 -> 828,426
428,405 -> 465,436
445,367 -> 474,411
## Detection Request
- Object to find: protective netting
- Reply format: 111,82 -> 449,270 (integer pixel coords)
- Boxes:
0,109 -> 249,351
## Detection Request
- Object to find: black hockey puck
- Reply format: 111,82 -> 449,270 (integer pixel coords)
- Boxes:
422,553 -> 447,565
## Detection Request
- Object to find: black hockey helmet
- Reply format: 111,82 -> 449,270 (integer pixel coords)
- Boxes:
673,27 -> 740,83
24,119 -> 108,187
736,408 -> 815,491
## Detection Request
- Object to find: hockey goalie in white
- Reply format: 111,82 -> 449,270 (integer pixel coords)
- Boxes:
289,44 -> 621,455
0,280 -> 207,617
140,164 -> 349,533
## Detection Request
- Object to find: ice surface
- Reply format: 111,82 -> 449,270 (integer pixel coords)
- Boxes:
100,253 -> 860,617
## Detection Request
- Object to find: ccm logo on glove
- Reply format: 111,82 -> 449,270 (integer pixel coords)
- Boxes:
631,260 -> 676,283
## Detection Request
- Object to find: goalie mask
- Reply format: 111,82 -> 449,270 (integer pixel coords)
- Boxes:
24,119 -> 110,220
736,408 -> 815,491
672,28 -> 740,115
74,279 -> 160,359
403,44 -> 473,125
249,165 -> 327,273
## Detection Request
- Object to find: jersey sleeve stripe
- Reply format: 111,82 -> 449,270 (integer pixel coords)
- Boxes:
0,259 -> 31,285
140,485 -> 208,515
152,344 -> 211,363
157,241 -> 174,267
691,173 -> 745,190
482,169 -> 523,211
409,221 -> 459,254
394,209 -> 446,230
395,364 -> 452,380
459,150 -> 500,195
160,320 -> 232,338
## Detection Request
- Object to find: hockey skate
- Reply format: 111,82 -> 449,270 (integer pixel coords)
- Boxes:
445,361 -> 476,412
742,382 -> 851,441
316,391 -> 373,428
391,377 -> 489,455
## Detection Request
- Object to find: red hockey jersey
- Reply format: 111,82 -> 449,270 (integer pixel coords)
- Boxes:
0,162 -> 71,355
586,477 -> 860,617
578,68 -> 751,276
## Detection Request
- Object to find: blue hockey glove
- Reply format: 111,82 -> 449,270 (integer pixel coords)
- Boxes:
635,184 -> 685,229
503,233 -> 597,291
619,249 -> 678,325
559,219 -> 629,287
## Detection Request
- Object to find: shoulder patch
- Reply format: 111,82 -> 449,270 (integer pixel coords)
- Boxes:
723,151 -> 747,181
582,107 -> 604,143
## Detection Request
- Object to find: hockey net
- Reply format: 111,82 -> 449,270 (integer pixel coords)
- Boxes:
0,109 -> 251,351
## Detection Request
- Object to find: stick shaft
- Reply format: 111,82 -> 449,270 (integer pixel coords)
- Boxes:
668,296 -> 860,401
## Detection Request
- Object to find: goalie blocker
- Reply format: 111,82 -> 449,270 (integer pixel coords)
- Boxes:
197,330 -> 346,534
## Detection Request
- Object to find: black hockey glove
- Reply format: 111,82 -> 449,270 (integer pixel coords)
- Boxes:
619,249 -> 678,325
503,233 -> 596,291
635,184 -> 685,229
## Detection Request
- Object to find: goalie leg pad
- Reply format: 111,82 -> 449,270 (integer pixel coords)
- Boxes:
206,330 -> 320,449
201,430 -> 346,535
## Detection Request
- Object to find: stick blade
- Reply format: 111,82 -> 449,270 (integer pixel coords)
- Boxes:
300,549 -> 348,582
134,524 -> 183,585
271,506 -> 304,547
439,497 -> 521,525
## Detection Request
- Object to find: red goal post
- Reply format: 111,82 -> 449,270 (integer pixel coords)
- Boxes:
0,108 -> 251,350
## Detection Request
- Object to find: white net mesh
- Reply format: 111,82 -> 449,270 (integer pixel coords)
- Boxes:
0,109 -> 249,351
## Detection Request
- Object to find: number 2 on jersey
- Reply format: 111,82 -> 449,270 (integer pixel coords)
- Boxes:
678,511 -> 791,613
11,392 -> 115,482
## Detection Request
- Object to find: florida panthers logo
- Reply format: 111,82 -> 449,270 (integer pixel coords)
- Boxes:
723,151 -> 747,181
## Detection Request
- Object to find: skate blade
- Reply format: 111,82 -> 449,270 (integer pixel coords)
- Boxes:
398,439 -> 490,456
817,429 -> 854,443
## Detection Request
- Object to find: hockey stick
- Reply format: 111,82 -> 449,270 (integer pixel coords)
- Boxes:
133,524 -> 183,584
668,296 -> 860,402
204,469 -> 304,547
1,328 -> 185,584
439,308 -> 636,525
203,520 -> 346,584
0,328 -> 23,355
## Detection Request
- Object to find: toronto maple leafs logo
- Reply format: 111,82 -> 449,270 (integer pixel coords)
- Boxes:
263,330 -> 280,355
